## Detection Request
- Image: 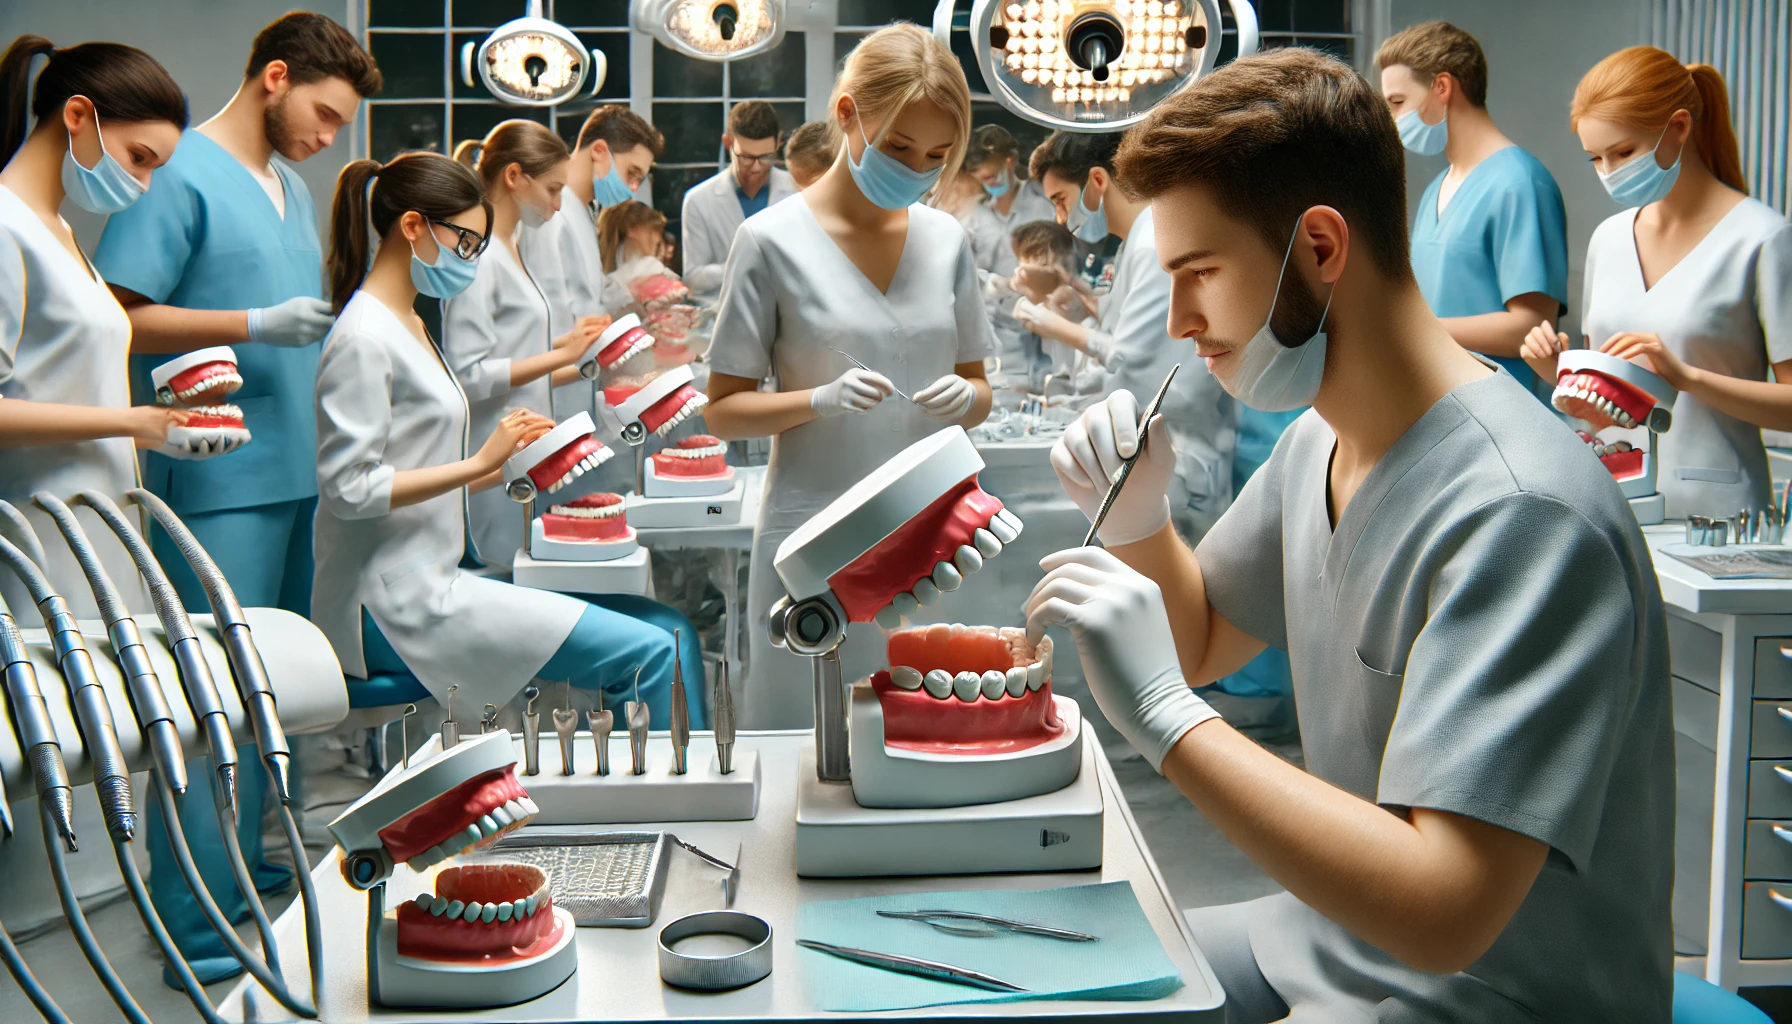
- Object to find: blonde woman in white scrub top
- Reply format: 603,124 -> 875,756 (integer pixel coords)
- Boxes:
1529,48 -> 1791,519
705,24 -> 996,729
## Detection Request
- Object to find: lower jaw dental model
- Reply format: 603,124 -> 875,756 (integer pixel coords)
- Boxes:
533,491 -> 638,561
329,730 -> 576,1010
644,433 -> 734,497
1551,350 -> 1676,522
149,346 -> 253,458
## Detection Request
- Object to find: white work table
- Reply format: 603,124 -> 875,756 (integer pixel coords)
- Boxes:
219,729 -> 1224,1022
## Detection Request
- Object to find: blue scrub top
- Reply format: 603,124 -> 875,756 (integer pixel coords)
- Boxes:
735,181 -> 769,219
94,130 -> 323,515
1410,146 -> 1567,396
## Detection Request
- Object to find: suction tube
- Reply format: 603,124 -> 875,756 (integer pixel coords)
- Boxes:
0,919 -> 71,1023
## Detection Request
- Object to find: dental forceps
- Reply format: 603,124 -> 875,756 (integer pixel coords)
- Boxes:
796,940 -> 1026,992
825,345 -> 917,403
1084,363 -> 1180,548
876,909 -> 1097,942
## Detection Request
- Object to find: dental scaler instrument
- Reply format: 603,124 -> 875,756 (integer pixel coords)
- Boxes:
714,659 -> 735,775
589,688 -> 613,776
443,684 -> 462,749
670,630 -> 690,775
483,703 -> 499,735
1084,364 -> 1179,548
523,684 -> 542,777
627,666 -> 650,776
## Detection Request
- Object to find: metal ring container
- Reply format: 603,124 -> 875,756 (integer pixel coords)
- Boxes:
657,911 -> 773,990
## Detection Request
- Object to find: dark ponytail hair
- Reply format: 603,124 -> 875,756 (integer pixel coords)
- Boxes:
1,35 -> 188,165
328,152 -> 491,312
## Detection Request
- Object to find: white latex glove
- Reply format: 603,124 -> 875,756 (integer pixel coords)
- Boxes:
247,296 -> 335,347
810,367 -> 893,417
1051,389 -> 1174,547
1013,301 -> 1077,343
913,374 -> 977,421
1026,546 -> 1219,771
157,424 -> 251,460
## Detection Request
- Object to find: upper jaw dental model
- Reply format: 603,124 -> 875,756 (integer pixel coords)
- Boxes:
149,346 -> 252,457
329,730 -> 577,1008
579,313 -> 655,378
1551,350 -> 1677,498
602,364 -> 708,444
503,411 -> 614,502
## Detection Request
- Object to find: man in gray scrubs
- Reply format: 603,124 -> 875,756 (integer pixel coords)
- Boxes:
1026,49 -> 1672,1022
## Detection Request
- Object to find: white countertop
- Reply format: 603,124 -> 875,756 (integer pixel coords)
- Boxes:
1645,523 -> 1792,616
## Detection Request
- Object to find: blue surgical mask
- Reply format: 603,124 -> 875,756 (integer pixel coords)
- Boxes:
593,159 -> 635,208
984,166 -> 1011,199
1065,179 -> 1108,243
1226,217 -> 1335,412
410,235 -> 479,299
1598,133 -> 1681,208
61,113 -> 145,215
847,109 -> 942,210
1395,106 -> 1448,157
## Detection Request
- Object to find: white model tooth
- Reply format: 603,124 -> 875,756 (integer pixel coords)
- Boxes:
949,622 -> 967,637
480,903 -> 499,923
987,514 -> 1019,544
998,508 -> 1024,537
462,901 -> 485,922
953,671 -> 981,702
480,814 -> 499,835
430,896 -> 450,916
497,901 -> 514,922
525,895 -> 540,916
414,894 -> 434,911
980,670 -> 1006,700
891,592 -> 920,617
923,669 -> 954,699
407,855 -> 432,871
1026,660 -> 1045,690
425,843 -> 452,866
464,824 -> 483,845
519,796 -> 540,816
932,561 -> 962,592
504,799 -> 526,821
1006,666 -> 1028,697
491,806 -> 513,828
875,605 -> 904,629
445,899 -> 465,919
954,544 -> 983,575
911,577 -> 939,606
890,665 -> 924,691
974,528 -> 1002,558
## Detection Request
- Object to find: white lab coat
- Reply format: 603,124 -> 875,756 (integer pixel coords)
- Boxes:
521,199 -> 607,423
708,198 -> 997,728
1086,209 -> 1236,538
681,166 -> 796,296
1581,199 -> 1792,519
965,180 -> 1061,378
0,185 -> 150,618
442,236 -> 556,570
313,291 -> 584,710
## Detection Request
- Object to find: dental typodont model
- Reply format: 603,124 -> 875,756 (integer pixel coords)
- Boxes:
1552,350 -> 1677,523
329,730 -> 574,1009
645,434 -> 736,498
580,312 -> 656,377
603,364 -> 709,443
503,411 -> 613,502
149,347 -> 252,460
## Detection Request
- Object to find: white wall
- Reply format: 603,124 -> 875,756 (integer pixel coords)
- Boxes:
0,0 -> 354,249
1383,0 -> 1649,338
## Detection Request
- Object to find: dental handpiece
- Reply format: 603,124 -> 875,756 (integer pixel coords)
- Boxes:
128,488 -> 295,804
77,491 -> 241,821
588,689 -> 612,776
670,630 -> 689,775
714,659 -> 736,775
522,684 -> 541,776
0,603 -> 75,851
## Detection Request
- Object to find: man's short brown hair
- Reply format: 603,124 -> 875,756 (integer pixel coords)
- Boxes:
576,104 -> 665,157
727,100 -> 780,141
1116,47 -> 1410,278
245,12 -> 381,97
1011,219 -> 1075,267
1375,21 -> 1488,108
783,120 -> 836,171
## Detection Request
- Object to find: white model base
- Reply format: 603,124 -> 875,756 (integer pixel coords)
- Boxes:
513,733 -> 760,824
848,681 -> 1085,809
626,477 -> 744,528
527,518 -> 639,562
1631,491 -> 1666,526
512,546 -> 650,595
794,740 -> 1104,878
644,459 -> 736,498
374,904 -> 577,1009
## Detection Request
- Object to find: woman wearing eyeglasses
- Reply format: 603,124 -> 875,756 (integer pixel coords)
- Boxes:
312,151 -> 702,730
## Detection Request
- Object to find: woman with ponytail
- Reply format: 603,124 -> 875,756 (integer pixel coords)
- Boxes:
314,151 -> 702,742
0,34 -> 197,621
442,119 -> 605,571
1524,47 -> 1792,519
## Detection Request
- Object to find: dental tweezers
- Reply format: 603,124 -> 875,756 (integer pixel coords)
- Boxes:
796,939 -> 1027,992
876,909 -> 1097,941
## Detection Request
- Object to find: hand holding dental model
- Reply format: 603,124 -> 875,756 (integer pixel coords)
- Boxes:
147,346 -> 253,460
1025,547 -> 1218,772
246,294 -> 335,347
913,374 -> 978,421
1052,389 -> 1175,547
1600,331 -> 1695,391
810,366 -> 895,417
478,409 -> 556,473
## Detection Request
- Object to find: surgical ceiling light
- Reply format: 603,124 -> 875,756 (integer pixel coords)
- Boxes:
460,0 -> 605,106
934,0 -> 1259,131
631,0 -> 786,61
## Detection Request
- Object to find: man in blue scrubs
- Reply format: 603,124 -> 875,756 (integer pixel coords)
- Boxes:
93,12 -> 380,985
1378,21 -> 1567,398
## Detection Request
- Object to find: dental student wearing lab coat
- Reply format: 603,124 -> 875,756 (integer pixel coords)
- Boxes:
1379,21 -> 1568,400
1033,49 -> 1670,1021
705,24 -> 996,728
445,120 -> 605,571
682,101 -> 796,299
1524,48 -> 1790,521
315,152 -> 702,740
961,125 -> 1057,377
0,36 -> 193,621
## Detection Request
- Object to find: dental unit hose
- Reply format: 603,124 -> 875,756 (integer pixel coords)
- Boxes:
0,917 -> 72,1024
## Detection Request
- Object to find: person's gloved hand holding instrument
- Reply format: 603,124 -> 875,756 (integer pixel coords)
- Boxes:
811,366 -> 894,417
247,295 -> 335,347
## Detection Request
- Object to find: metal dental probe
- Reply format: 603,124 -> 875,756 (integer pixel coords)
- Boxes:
443,683 -> 462,748
401,702 -> 418,770
589,687 -> 613,776
523,684 -> 542,776
482,702 -> 499,734
554,684 -> 579,776
825,344 -> 917,403
714,658 -> 736,775
795,939 -> 1028,993
1084,364 -> 1181,548
670,630 -> 690,775
627,665 -> 650,775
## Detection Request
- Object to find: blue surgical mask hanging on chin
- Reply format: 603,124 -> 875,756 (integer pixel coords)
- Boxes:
61,111 -> 145,215
846,106 -> 942,210
984,165 -> 1011,199
1395,105 -> 1448,157
1065,179 -> 1108,243
1226,217 -> 1335,412
1598,132 -> 1682,208
593,159 -> 635,209
410,235 -> 479,299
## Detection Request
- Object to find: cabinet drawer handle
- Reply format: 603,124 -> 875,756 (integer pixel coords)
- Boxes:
1781,707 -> 1792,726
1781,646 -> 1792,660
1775,765 -> 1792,786
1776,824 -> 1792,846
1772,888 -> 1792,913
